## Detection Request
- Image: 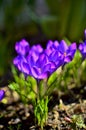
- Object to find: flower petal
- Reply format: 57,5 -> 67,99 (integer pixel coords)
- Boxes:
13,55 -> 26,71
79,43 -> 83,51
64,56 -> 72,63
36,54 -> 48,67
0,90 -> 5,101
68,43 -> 77,51
58,40 -> 68,53
31,67 -> 47,79
15,39 -> 30,55
22,62 -> 31,75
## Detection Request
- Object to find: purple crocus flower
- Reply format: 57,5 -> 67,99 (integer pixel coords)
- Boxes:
13,44 -> 49,79
22,53 -> 56,79
0,90 -> 5,101
45,40 -> 63,70
45,40 -> 76,69
79,41 -> 86,59
13,39 -> 76,80
57,40 -> 77,64
13,55 -> 31,76
78,30 -> 86,59
15,39 -> 30,56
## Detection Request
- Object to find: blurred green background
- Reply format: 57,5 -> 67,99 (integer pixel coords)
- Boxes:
0,0 -> 86,78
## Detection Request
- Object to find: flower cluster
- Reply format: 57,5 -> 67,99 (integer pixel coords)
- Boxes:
12,30 -> 86,129
13,39 -> 77,80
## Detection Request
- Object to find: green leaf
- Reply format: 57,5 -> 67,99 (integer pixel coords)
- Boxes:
9,82 -> 19,91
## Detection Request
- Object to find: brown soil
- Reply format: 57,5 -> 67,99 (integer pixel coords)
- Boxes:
0,85 -> 86,130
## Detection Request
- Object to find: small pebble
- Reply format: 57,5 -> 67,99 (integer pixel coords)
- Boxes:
0,125 -> 4,129
8,118 -> 21,124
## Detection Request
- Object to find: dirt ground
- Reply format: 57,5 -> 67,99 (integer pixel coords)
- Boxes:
0,85 -> 86,130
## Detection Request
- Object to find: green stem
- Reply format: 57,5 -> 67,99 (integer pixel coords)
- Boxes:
45,72 -> 63,96
26,81 -> 37,95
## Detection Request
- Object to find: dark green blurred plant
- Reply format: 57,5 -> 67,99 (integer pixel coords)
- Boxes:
0,0 -> 38,76
44,0 -> 86,39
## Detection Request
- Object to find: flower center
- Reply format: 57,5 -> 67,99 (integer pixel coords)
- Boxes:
64,52 -> 66,57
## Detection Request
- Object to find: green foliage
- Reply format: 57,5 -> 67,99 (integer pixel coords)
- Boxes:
34,96 -> 48,129
62,50 -> 82,88
9,66 -> 37,104
70,115 -> 86,129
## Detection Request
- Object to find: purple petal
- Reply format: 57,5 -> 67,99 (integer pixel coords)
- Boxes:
78,42 -> 86,58
28,55 -> 36,66
65,43 -> 76,60
31,67 -> 47,79
46,40 -> 59,51
42,63 -> 51,72
22,62 -> 31,75
83,45 -> 86,53
31,44 -> 43,54
53,40 -> 59,49
66,50 -> 76,59
0,90 -> 5,101
49,50 -> 59,62
47,62 -> 56,73
68,43 -> 77,51
56,58 -> 64,68
45,48 -> 52,56
30,55 -> 35,65
13,55 -> 26,71
64,56 -> 72,63
31,67 -> 40,79
67,51 -> 76,59
58,40 -> 68,53
85,29 -> 86,39
30,52 -> 39,62
38,73 -> 48,79
36,54 -> 48,67
46,40 -> 53,49
79,43 -> 83,51
36,44 -> 43,53
15,39 -> 30,55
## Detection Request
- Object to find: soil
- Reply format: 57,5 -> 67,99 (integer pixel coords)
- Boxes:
0,85 -> 86,130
